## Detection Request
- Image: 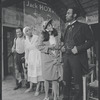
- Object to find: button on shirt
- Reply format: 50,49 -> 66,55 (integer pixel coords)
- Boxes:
16,37 -> 25,54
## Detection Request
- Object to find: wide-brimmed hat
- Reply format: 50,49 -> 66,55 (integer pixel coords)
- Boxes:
42,19 -> 53,29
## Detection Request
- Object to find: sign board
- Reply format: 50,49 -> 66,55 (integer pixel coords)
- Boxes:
24,0 -> 61,36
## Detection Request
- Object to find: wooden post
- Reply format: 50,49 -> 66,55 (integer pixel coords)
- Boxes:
98,0 -> 100,100
83,76 -> 87,100
0,1 -> 2,100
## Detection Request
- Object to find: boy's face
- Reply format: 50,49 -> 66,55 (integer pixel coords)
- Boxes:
16,29 -> 23,38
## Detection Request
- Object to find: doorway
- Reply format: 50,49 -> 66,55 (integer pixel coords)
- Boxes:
3,26 -> 15,78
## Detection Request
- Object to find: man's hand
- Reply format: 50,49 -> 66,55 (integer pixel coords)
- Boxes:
12,47 -> 16,53
71,46 -> 78,54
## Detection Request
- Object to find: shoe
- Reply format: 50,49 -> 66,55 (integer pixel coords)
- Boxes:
13,82 -> 22,90
34,92 -> 39,96
13,85 -> 21,90
43,97 -> 49,100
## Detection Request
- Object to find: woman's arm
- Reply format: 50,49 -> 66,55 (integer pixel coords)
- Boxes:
24,41 -> 29,63
38,34 -> 55,53
54,36 -> 63,50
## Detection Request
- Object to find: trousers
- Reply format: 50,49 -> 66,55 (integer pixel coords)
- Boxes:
63,54 -> 83,100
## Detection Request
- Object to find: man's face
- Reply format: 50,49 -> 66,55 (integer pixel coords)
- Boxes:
16,29 -> 23,38
66,9 -> 74,22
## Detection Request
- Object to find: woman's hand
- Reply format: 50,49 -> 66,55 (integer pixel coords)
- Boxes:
48,44 -> 55,50
53,59 -> 57,65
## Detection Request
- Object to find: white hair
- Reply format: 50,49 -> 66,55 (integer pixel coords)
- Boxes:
23,26 -> 30,36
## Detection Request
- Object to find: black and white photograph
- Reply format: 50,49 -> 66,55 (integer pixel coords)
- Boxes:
1,0 -> 99,100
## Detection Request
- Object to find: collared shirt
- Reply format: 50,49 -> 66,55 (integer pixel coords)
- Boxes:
68,20 -> 76,26
16,37 -> 25,54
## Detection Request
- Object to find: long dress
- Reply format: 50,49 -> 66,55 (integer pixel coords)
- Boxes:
25,34 -> 43,83
38,34 -> 61,81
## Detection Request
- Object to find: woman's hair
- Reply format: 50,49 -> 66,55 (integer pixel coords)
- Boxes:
23,26 -> 30,36
51,28 -> 58,36
42,28 -> 58,41
41,31 -> 49,41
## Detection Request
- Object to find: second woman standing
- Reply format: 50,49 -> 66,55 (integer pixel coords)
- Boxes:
38,19 -> 61,100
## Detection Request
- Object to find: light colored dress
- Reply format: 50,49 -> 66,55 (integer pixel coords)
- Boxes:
25,34 -> 43,83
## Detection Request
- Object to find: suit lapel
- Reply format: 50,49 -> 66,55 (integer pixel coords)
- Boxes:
63,27 -> 68,41
72,21 -> 81,38
63,21 -> 81,42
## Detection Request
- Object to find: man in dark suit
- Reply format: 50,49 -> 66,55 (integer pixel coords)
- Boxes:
61,7 -> 94,100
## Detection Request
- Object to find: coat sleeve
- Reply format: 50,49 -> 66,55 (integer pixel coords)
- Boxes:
77,24 -> 94,52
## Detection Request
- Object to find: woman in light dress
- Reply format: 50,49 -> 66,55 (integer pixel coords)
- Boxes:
38,19 -> 61,100
23,26 -> 43,96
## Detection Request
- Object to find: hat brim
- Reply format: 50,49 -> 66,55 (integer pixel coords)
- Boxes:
44,19 -> 52,29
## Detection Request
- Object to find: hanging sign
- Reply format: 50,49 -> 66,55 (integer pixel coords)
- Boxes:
24,0 -> 61,35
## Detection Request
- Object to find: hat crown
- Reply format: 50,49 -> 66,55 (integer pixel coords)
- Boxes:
42,21 -> 48,28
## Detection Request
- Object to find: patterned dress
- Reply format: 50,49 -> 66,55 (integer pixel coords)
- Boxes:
38,34 -> 61,81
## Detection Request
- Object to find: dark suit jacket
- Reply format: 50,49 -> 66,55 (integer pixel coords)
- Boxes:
62,21 -> 94,74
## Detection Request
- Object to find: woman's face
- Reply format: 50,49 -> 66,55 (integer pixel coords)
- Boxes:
26,28 -> 32,37
46,24 -> 53,32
